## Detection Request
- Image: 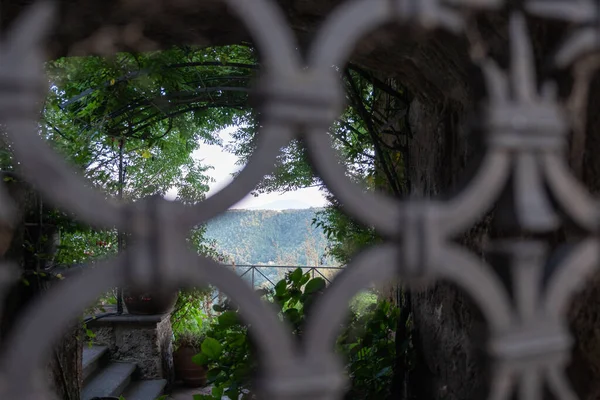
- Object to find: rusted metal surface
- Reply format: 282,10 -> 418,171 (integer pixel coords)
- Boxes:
1,0 -> 600,399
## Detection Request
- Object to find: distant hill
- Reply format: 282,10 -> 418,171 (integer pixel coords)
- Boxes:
204,208 -> 331,266
245,199 -> 312,210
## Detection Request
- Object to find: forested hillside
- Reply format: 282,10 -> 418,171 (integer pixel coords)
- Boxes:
204,208 -> 332,266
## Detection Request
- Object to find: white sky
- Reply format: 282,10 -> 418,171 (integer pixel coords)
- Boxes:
176,127 -> 328,210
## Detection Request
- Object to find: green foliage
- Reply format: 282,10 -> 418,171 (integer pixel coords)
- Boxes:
225,68 -> 399,196
194,299 -> 252,400
195,271 -> 401,400
188,227 -> 221,260
0,49 -> 255,321
175,330 -> 206,353
3,46 -> 412,398
43,46 -> 255,200
171,287 -> 213,342
195,269 -> 325,399
338,299 -> 401,400
349,291 -> 378,317
28,47 -> 252,320
0,45 -> 258,280
54,229 -> 118,265
313,193 -> 381,264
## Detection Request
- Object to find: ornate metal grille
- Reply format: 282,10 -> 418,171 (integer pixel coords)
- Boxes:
1,0 -> 599,399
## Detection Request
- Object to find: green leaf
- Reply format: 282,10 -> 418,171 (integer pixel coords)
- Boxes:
304,278 -> 326,295
225,383 -> 240,400
201,337 -> 222,360
299,272 -> 311,286
274,293 -> 291,307
232,365 -> 250,380
212,386 -> 224,398
274,279 -> 286,296
141,149 -> 152,159
290,268 -> 302,284
191,352 -> 210,366
289,288 -> 302,301
229,332 -> 246,347
284,308 -> 302,325
206,367 -> 222,381
218,311 -> 239,329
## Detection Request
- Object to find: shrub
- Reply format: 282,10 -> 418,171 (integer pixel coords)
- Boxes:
193,268 -> 403,400
175,330 -> 206,353
171,287 -> 213,340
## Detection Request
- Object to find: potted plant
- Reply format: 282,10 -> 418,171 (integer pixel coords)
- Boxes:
122,287 -> 178,315
173,330 -> 208,387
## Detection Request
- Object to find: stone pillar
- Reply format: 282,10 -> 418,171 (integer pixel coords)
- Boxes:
88,312 -> 175,387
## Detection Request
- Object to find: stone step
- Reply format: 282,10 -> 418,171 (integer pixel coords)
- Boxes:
121,379 -> 168,400
82,345 -> 109,384
82,362 -> 137,400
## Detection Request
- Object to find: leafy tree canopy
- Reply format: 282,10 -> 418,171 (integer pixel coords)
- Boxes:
42,45 -> 256,202
0,45 -> 261,267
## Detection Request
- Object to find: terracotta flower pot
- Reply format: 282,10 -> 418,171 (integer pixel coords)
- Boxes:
123,288 -> 178,315
174,346 -> 208,387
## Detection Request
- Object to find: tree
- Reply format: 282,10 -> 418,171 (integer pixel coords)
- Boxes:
43,45 -> 256,201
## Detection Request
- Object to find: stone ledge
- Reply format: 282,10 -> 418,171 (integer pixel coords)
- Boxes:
87,312 -> 171,326
87,306 -> 175,387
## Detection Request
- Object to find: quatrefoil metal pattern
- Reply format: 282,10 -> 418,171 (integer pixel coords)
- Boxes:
1,0 -> 600,399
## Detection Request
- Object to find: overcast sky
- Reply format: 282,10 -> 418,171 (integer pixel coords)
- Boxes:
190,127 -> 327,210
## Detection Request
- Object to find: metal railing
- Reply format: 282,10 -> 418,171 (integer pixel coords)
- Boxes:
232,264 -> 343,288
211,264 -> 344,302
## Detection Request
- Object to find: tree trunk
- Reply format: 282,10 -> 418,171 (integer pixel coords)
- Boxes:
404,98 -> 490,400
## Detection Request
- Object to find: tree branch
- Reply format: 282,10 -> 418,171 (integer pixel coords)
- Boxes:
119,103 -> 247,137
344,69 -> 403,196
347,64 -> 410,105
61,62 -> 258,109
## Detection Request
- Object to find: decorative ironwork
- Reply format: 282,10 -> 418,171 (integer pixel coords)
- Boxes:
0,0 -> 599,399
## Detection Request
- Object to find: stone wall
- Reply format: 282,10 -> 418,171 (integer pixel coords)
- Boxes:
88,313 -> 174,386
